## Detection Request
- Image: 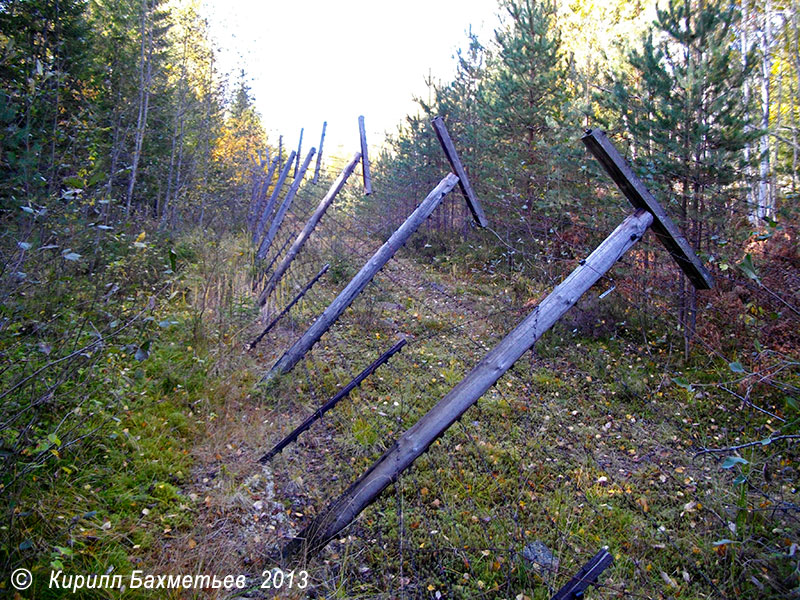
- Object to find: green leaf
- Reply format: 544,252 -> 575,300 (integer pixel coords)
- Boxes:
87,170 -> 105,187
754,339 -> 762,354
721,456 -> 748,469
733,474 -> 747,485
135,340 -> 151,362
786,397 -> 798,412
738,253 -> 760,284
672,377 -> 693,391
728,361 -> 745,374
47,433 -> 61,448
169,248 -> 177,272
19,540 -> 33,550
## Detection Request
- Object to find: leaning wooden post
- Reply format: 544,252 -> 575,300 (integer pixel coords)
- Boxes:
280,128 -> 714,561
294,128 -> 304,178
257,148 -> 316,260
258,152 -> 362,306
431,116 -> 487,227
250,156 -> 280,232
253,151 -> 296,245
313,121 -> 327,184
581,129 -> 713,289
263,173 -> 460,382
358,115 -> 372,195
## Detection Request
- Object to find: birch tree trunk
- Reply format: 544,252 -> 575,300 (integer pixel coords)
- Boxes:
126,0 -> 154,218
757,0 -> 774,222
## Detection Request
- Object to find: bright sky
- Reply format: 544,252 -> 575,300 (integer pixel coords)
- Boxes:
201,0 -> 499,161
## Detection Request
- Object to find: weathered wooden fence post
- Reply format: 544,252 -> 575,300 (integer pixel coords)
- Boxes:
313,121 -> 327,184
294,128 -> 304,178
358,115 -> 372,195
263,173 -> 461,381
258,152 -> 362,305
257,148 -> 316,260
431,116 -> 487,227
253,151 -> 296,245
279,128 -> 713,561
581,129 -> 713,289
249,156 -> 280,232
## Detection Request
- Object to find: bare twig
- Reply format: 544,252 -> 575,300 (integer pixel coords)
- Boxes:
694,435 -> 800,457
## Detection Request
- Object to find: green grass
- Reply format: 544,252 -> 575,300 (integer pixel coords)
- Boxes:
0,228 -> 255,598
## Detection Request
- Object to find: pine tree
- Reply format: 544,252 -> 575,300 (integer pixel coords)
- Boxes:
603,0 -> 755,355
481,0 -> 573,227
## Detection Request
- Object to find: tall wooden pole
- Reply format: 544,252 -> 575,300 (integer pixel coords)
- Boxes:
582,129 -> 713,289
313,121 -> 327,184
358,116 -> 372,195
253,151 -> 296,245
250,156 -> 280,232
257,148 -> 315,260
432,116 -> 487,228
294,128 -> 304,178
264,173 -> 459,381
259,152 -> 362,305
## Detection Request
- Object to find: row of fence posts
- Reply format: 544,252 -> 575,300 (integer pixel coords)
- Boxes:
244,115 -> 713,599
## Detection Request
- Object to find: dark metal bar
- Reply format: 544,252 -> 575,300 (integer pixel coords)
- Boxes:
431,116 -> 487,228
358,115 -> 372,195
259,338 -> 407,463
247,263 -> 330,351
262,235 -> 292,279
550,547 -> 614,600
581,128 -> 713,290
